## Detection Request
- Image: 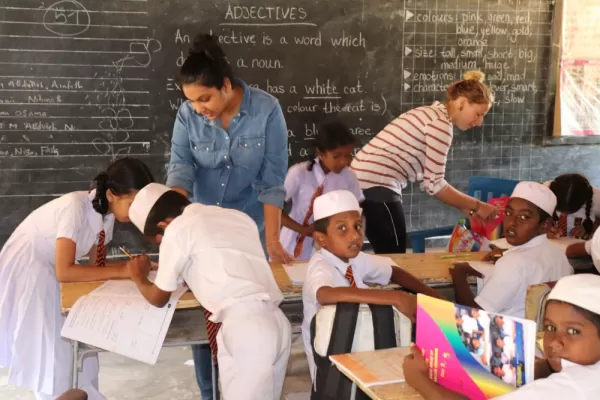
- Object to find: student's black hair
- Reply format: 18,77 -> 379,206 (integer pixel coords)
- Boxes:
549,174 -> 594,235
91,158 -> 155,215
307,119 -> 357,171
535,206 -> 552,226
143,191 -> 191,237
178,33 -> 234,90
313,217 -> 330,234
546,300 -> 600,338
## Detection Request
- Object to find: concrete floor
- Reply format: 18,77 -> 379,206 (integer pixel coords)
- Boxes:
0,338 -> 312,400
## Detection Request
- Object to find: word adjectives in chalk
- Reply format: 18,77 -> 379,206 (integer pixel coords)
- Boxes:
224,5 -> 308,21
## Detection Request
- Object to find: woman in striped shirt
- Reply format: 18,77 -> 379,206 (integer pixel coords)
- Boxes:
351,71 -> 497,254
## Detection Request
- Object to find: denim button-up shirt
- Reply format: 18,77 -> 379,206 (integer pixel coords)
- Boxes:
166,80 -> 288,232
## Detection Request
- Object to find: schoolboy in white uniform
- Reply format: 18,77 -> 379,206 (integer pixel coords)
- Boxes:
302,190 -> 444,382
580,228 -> 600,273
126,183 -> 291,400
451,181 -> 573,319
403,274 -> 600,400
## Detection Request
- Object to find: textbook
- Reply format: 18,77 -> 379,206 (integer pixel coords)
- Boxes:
329,347 -> 410,387
416,295 -> 536,399
61,278 -> 187,365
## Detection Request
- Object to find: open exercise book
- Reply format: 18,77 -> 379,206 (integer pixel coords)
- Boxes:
416,295 -> 536,399
61,273 -> 187,365
329,347 -> 410,387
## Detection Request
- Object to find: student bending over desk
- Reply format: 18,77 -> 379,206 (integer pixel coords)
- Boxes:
302,190 -> 445,384
0,158 -> 154,400
403,274 -> 600,399
451,182 -> 573,319
126,183 -> 291,400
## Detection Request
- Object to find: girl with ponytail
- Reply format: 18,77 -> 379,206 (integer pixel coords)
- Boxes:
280,119 -> 363,260
0,157 -> 154,399
547,173 -> 600,240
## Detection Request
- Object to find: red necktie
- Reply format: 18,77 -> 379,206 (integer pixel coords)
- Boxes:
345,266 -> 358,288
204,309 -> 221,364
96,230 -> 106,267
293,184 -> 324,258
557,214 -> 568,237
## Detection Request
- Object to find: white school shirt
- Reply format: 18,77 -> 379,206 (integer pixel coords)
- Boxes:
351,101 -> 453,196
495,360 -> 600,400
154,203 -> 284,323
0,190 -> 114,395
475,235 -> 573,319
543,181 -> 600,232
302,249 -> 393,381
585,228 -> 600,273
280,160 -> 364,260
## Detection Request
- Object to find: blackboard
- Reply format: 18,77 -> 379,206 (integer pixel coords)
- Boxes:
0,0 -> 597,253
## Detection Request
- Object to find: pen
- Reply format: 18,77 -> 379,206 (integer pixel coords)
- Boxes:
119,247 -> 133,259
440,254 -> 472,260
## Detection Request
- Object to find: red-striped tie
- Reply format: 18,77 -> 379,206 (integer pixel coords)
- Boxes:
204,309 -> 221,364
557,214 -> 568,237
96,230 -> 106,267
345,266 -> 358,288
293,184 -> 324,258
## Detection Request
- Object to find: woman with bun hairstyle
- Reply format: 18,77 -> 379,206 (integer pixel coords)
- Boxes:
351,71 -> 498,254
166,33 -> 290,399
0,158 -> 154,400
166,33 -> 289,262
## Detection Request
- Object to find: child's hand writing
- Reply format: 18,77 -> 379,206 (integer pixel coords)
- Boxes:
127,254 -> 151,281
570,225 -> 586,239
403,343 -> 429,390
482,248 -> 504,264
547,226 -> 562,239
393,291 -> 417,323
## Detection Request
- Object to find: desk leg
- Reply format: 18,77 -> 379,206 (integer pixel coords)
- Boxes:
211,357 -> 218,400
71,340 -> 79,389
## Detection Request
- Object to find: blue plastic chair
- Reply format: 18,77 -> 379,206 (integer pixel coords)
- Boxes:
407,176 -> 520,253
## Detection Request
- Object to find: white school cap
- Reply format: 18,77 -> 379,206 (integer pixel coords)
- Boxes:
129,183 -> 171,233
313,190 -> 361,221
511,181 -> 557,216
547,274 -> 600,316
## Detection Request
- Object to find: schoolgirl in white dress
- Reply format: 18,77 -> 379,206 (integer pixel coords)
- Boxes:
0,158 -> 154,400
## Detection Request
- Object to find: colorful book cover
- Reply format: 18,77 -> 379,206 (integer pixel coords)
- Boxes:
471,197 -> 510,241
416,295 -> 536,400
447,222 -> 484,253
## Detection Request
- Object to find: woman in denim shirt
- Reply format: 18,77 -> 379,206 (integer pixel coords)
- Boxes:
166,34 -> 291,399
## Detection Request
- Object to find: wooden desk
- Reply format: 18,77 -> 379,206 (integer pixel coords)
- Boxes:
60,252 -> 482,312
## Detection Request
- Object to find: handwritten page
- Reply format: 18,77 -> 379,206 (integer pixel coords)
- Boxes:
330,347 -> 410,387
283,262 -> 308,285
61,281 -> 187,365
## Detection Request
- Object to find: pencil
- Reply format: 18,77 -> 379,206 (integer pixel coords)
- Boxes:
439,254 -> 472,260
119,247 -> 133,259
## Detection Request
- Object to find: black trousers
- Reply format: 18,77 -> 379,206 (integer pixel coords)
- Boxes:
362,190 -> 407,254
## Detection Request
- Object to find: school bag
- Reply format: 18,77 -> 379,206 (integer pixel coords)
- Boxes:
310,302 -> 412,400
